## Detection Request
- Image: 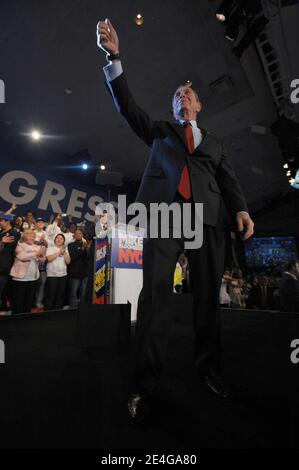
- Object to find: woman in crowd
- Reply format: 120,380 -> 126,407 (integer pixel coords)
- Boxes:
219,269 -> 232,307
45,233 -> 70,310
229,268 -> 247,309
10,230 -> 45,314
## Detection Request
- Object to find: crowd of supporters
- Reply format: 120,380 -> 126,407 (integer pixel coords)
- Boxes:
219,262 -> 299,312
173,253 -> 299,312
0,204 -> 97,315
1,204 -> 299,315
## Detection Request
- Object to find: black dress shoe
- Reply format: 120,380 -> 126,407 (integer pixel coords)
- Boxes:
127,393 -> 151,426
201,370 -> 230,399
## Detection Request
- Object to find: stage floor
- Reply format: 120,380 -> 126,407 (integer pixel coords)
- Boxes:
0,301 -> 298,449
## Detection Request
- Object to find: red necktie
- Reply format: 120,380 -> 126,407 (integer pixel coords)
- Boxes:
178,122 -> 194,200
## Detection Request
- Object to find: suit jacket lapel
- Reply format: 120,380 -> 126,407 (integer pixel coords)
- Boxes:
168,122 -> 188,152
167,122 -> 209,155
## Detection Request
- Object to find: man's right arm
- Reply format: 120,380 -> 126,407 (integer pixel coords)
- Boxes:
97,19 -> 164,147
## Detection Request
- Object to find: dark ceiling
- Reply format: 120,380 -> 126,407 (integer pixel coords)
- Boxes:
1,0 -> 299,210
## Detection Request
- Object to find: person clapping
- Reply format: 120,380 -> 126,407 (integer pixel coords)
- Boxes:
10,230 -> 45,314
45,234 -> 70,311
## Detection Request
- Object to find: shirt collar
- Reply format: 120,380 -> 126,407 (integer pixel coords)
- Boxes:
179,119 -> 198,129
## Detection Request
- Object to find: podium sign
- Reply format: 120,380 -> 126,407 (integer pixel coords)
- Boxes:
92,226 -> 144,318
111,226 -> 143,269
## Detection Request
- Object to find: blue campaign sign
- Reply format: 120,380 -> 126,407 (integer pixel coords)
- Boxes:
111,228 -> 143,269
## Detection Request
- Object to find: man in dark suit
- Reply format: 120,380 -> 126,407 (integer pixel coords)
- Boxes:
279,259 -> 299,312
97,19 -> 254,424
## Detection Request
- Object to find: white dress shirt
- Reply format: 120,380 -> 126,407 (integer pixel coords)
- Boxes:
103,60 -> 123,82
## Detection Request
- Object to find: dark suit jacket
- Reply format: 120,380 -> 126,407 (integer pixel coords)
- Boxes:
279,273 -> 299,312
106,73 -> 248,227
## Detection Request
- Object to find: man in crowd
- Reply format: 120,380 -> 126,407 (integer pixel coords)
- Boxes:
68,228 -> 89,308
0,214 -> 20,314
22,210 -> 35,231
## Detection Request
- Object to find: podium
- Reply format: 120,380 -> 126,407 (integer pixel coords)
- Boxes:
93,224 -> 143,321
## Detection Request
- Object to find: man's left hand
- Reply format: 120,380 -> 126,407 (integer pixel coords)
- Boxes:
236,212 -> 254,241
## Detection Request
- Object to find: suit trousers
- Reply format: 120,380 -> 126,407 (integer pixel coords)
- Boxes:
133,203 -> 226,397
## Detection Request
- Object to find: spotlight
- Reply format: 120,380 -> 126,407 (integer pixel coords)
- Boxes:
283,164 -> 289,169
31,130 -> 41,141
73,149 -> 92,167
216,13 -> 226,22
135,14 -> 144,26
100,165 -> 106,171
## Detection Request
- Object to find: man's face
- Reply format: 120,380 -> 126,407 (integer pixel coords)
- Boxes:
0,219 -> 9,230
294,262 -> 299,276
74,230 -> 83,241
26,212 -> 34,222
172,86 -> 202,120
